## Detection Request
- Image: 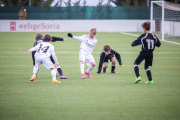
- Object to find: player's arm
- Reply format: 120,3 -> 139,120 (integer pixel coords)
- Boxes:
67,33 -> 85,42
111,49 -> 122,66
97,52 -> 105,74
131,34 -> 144,47
51,36 -> 65,42
155,35 -> 161,47
50,46 -> 59,65
28,44 -> 40,55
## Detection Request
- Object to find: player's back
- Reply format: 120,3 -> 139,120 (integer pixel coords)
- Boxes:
35,42 -> 54,58
140,33 -> 160,52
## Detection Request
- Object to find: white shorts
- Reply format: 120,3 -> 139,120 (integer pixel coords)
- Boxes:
35,55 -> 54,69
79,50 -> 95,66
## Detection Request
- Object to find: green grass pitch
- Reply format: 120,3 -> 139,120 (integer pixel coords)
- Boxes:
0,32 -> 180,120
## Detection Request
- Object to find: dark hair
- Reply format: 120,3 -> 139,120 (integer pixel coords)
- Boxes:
103,45 -> 111,52
43,34 -> 52,42
35,33 -> 43,40
141,21 -> 151,31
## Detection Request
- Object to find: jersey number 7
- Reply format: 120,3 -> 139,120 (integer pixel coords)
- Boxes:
146,39 -> 154,49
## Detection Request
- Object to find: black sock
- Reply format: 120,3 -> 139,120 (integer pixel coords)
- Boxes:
146,70 -> 152,81
134,66 -> 140,78
57,67 -> 63,76
111,65 -> 115,71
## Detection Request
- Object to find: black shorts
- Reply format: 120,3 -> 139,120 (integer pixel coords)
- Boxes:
103,54 -> 114,63
134,51 -> 153,66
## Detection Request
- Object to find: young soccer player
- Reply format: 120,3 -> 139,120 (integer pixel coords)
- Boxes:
97,45 -> 122,74
131,21 -> 161,84
31,33 -> 68,79
28,34 -> 66,83
67,28 -> 98,79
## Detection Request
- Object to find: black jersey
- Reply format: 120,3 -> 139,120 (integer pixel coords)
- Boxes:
131,33 -> 161,52
97,49 -> 122,73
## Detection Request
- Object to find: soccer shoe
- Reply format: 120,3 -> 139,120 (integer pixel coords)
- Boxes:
81,74 -> 85,79
85,71 -> 92,78
52,80 -> 61,83
103,68 -> 106,73
145,80 -> 154,84
60,75 -> 68,79
135,76 -> 141,83
111,71 -> 117,74
30,76 -> 36,81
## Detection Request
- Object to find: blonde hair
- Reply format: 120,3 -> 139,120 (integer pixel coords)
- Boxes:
35,33 -> 43,40
90,28 -> 97,34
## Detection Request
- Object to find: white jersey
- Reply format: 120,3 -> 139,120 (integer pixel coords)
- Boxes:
72,35 -> 97,54
28,42 -> 58,64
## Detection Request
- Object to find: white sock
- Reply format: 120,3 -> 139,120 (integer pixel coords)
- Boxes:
51,69 -> 56,80
87,65 -> 94,73
80,63 -> 84,74
33,66 -> 38,77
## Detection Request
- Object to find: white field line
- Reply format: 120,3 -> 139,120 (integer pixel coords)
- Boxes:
1,52 -> 180,54
120,32 -> 180,45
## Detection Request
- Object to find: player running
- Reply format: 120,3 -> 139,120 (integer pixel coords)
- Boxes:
67,28 -> 98,79
31,33 -> 68,80
97,45 -> 122,74
28,34 -> 66,83
131,21 -> 161,84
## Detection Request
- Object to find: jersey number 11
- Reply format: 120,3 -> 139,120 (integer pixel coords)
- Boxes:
146,39 -> 154,49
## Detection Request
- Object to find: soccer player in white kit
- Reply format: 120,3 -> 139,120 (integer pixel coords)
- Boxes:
67,28 -> 98,79
28,34 -> 61,83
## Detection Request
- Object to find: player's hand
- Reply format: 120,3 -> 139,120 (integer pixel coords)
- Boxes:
63,39 -> 66,42
119,65 -> 122,67
56,64 -> 60,67
28,51 -> 31,55
67,33 -> 73,38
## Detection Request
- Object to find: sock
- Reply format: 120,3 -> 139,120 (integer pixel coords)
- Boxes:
57,67 -> 63,76
103,68 -> 106,72
146,69 -> 152,81
111,65 -> 115,71
51,69 -> 56,80
33,66 -> 39,77
80,63 -> 84,74
87,65 -> 94,73
134,64 -> 140,78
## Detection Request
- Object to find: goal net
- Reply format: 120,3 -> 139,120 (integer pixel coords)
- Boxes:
151,1 -> 180,41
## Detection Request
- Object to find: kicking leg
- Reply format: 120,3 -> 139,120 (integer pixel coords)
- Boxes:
85,62 -> 95,78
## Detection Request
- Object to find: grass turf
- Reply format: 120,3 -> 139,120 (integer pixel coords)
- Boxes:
0,32 -> 180,120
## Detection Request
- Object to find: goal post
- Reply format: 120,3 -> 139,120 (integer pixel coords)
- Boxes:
151,1 -> 180,41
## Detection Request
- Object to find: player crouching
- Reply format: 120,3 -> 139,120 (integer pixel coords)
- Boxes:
97,45 -> 122,74
28,34 -> 68,83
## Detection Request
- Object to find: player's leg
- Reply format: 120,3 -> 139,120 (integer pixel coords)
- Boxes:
103,57 -> 108,73
30,60 -> 40,81
85,55 -> 95,78
134,52 -> 145,83
111,57 -> 117,74
79,52 -> 85,79
31,51 -> 39,78
51,67 -> 61,83
145,53 -> 153,84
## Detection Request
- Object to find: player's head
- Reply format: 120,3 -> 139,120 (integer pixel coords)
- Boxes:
103,45 -> 111,55
35,33 -> 43,40
142,21 -> 151,32
89,28 -> 96,39
43,34 -> 52,42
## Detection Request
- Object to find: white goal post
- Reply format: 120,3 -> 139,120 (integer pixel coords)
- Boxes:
151,1 -> 180,41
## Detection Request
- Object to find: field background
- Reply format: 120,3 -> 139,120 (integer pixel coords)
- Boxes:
0,32 -> 180,120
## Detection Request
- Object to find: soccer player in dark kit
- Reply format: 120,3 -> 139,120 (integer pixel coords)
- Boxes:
131,21 -> 161,84
97,45 -> 122,74
30,33 -> 68,81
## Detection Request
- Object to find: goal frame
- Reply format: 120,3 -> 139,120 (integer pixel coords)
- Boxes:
150,1 -> 164,41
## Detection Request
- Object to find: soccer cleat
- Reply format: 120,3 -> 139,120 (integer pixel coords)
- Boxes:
145,80 -> 154,84
81,74 -> 85,79
85,71 -> 92,78
135,76 -> 141,83
103,68 -> 106,73
30,76 -> 36,81
52,80 -> 61,83
60,75 -> 68,79
111,71 -> 117,74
